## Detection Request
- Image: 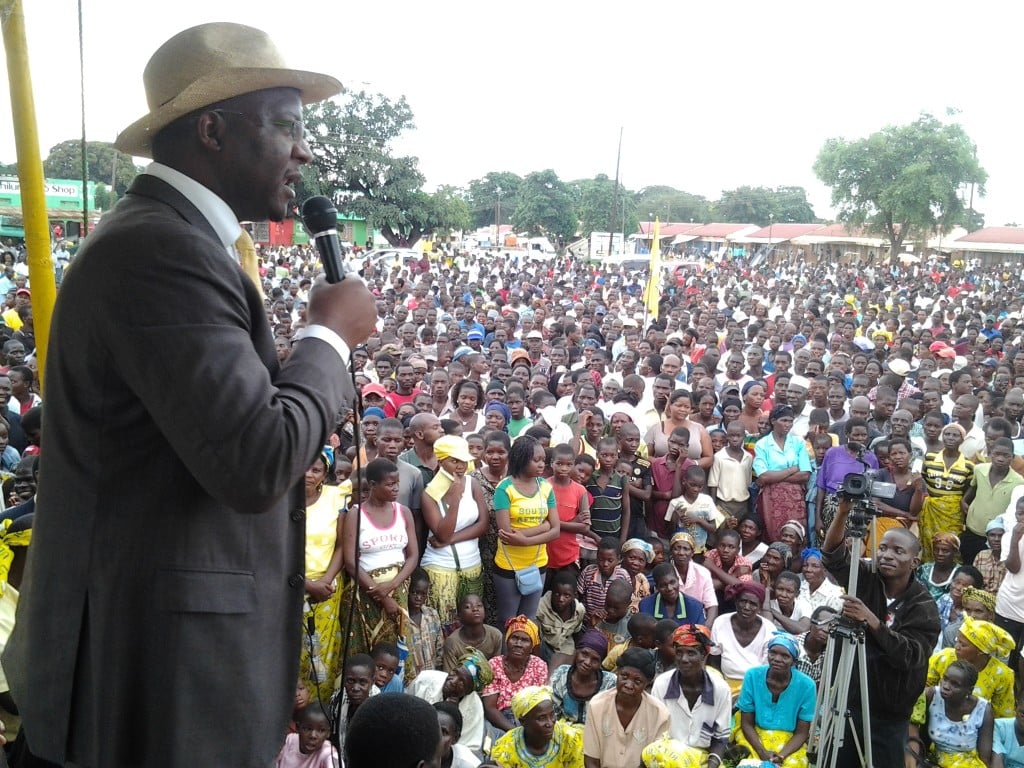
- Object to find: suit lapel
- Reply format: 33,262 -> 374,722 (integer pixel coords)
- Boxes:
126,174 -> 223,246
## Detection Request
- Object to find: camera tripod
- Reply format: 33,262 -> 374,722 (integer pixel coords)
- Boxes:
808,503 -> 877,768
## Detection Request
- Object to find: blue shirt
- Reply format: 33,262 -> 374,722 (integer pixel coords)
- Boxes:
736,665 -> 817,732
994,718 -> 1024,768
638,592 -> 706,626
753,432 -> 812,476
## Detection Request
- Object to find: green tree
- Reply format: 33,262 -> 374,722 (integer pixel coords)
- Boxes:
572,174 -> 614,235
713,186 -> 776,225
772,186 -> 818,223
429,185 -> 472,236
0,162 -> 16,175
712,185 -> 818,225
465,171 -> 522,229
303,91 -> 438,247
634,186 -> 711,225
511,169 -> 576,244
571,174 -> 640,238
94,183 -> 114,211
42,140 -> 140,195
964,209 -> 985,232
814,112 -> 987,254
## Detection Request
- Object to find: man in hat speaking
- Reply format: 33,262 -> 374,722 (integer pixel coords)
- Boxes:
3,23 -> 376,768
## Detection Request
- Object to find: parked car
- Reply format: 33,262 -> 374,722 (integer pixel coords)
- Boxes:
362,248 -> 421,271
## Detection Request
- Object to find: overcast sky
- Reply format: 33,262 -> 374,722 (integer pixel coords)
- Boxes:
2,0 -> 1022,226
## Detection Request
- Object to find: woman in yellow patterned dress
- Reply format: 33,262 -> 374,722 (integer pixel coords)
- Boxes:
490,686 -> 584,768
920,424 -> 974,562
914,617 -> 1017,720
300,449 -> 346,706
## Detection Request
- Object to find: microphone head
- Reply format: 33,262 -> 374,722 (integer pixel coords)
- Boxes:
301,195 -> 339,234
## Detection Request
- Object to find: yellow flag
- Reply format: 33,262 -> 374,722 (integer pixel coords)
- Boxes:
643,218 -> 661,319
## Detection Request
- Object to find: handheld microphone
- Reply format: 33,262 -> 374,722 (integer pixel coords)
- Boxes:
301,196 -> 353,284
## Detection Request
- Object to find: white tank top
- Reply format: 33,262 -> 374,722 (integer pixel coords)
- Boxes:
421,476 -> 482,570
357,502 -> 408,572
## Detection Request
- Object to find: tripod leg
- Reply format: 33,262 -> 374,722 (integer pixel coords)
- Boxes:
858,639 -> 873,768
814,632 -> 857,768
810,634 -> 835,751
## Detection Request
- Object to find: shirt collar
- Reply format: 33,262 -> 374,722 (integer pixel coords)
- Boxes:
664,669 -> 716,706
653,593 -> 689,620
146,162 -> 241,250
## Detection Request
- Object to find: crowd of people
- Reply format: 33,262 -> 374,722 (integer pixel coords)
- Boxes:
6,233 -> 1024,768
190,242 -> 1024,768
7,28 -> 1024,764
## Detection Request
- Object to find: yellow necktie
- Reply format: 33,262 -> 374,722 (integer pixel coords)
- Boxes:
235,229 -> 265,299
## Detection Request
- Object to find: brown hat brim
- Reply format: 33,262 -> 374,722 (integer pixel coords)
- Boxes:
114,67 -> 342,158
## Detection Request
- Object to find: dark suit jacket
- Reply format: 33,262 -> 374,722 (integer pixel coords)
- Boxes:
3,175 -> 353,767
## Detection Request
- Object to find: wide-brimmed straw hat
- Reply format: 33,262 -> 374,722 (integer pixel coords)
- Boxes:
114,22 -> 342,157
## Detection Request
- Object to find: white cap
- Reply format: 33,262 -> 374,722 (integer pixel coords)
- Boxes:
887,359 -> 911,377
788,375 -> 811,390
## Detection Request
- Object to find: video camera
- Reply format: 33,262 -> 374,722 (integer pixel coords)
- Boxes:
838,469 -> 896,501
836,442 -> 897,537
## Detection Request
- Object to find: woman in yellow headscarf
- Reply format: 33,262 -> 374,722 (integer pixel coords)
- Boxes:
482,617 -> 549,734
490,686 -> 584,768
913,616 -> 1016,721
420,435 -> 488,630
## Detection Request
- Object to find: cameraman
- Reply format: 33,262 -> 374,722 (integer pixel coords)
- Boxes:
821,496 -> 940,768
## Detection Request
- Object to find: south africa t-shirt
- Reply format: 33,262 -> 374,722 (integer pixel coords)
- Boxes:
493,477 -> 556,570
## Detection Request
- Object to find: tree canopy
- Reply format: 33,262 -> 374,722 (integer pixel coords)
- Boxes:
298,88 -> 827,247
42,140 -> 141,196
814,112 -> 987,252
711,185 -> 818,226
465,171 -> 522,229
510,170 -> 577,243
304,91 -> 437,247
634,186 -> 711,225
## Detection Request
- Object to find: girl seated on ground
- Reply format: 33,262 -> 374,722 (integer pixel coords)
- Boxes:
908,659 -> 994,768
535,570 -> 586,669
442,594 -> 503,671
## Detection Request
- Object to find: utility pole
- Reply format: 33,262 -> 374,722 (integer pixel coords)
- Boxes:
609,127 -> 623,255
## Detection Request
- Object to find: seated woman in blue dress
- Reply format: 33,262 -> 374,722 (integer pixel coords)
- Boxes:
734,632 -> 817,768
639,562 -> 706,627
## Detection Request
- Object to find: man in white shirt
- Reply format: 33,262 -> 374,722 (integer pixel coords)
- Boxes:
650,624 -> 731,764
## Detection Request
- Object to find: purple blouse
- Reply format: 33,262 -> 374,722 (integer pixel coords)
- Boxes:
816,445 -> 878,493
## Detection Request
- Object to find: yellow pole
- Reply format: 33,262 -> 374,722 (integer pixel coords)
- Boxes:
2,0 -> 57,391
